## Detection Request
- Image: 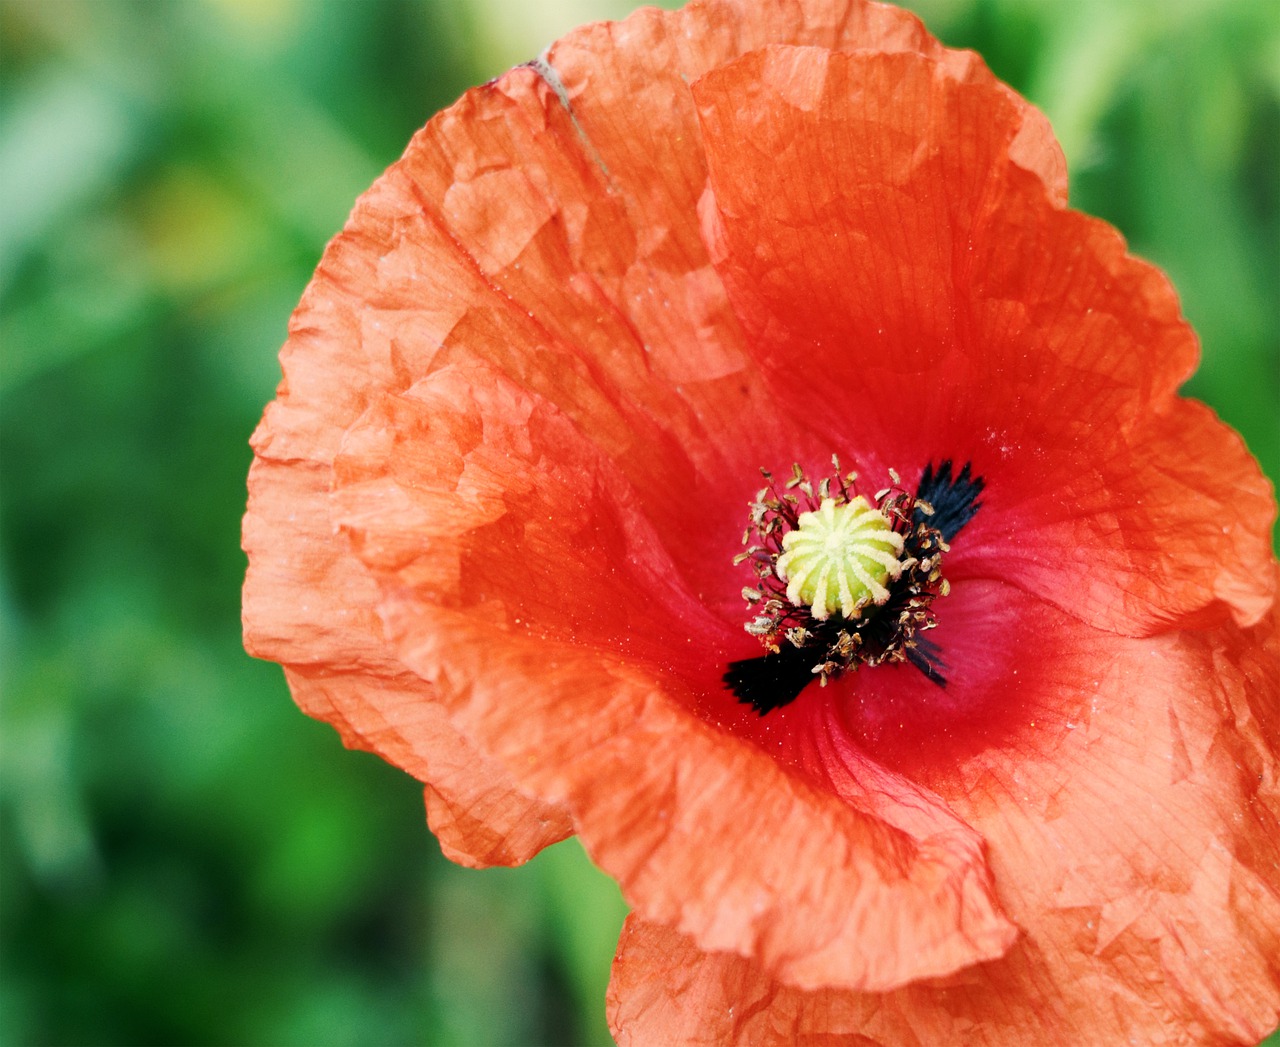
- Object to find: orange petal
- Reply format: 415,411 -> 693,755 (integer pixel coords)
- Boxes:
244,455 -> 571,866
954,397 -> 1278,635
609,598 -> 1280,1045
693,45 -> 1275,635
284,666 -> 570,868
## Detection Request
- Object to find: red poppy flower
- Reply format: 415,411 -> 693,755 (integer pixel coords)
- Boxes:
242,0 -> 1280,1042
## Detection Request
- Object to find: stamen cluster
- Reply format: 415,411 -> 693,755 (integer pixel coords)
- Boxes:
735,459 -> 950,687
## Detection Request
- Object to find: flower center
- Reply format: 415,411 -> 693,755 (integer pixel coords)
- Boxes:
725,460 -> 983,716
776,497 -> 905,620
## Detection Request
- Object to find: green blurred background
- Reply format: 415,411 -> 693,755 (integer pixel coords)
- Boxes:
1,0 -> 1276,1044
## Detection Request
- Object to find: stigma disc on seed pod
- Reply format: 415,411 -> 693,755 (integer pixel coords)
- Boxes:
774,496 -> 905,620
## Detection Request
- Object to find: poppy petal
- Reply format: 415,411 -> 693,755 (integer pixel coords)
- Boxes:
244,452 -> 571,867
285,666 -> 571,868
693,45 -> 1275,636
608,598 -> 1280,1045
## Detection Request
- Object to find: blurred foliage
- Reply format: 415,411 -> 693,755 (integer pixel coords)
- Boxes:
0,1 -> 1276,1045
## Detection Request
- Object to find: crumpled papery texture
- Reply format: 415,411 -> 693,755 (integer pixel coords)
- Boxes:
610,594 -> 1280,1045
242,0 -> 1280,1042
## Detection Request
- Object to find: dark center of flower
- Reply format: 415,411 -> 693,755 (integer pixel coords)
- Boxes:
724,459 -> 984,715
